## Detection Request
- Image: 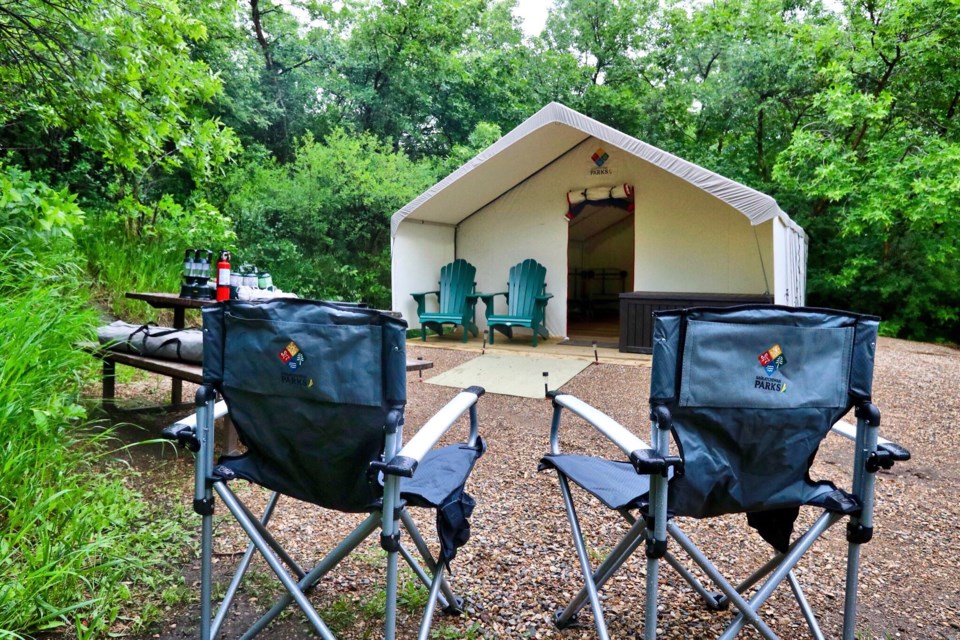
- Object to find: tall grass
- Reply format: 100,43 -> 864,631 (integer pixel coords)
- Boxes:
0,229 -> 188,639
79,229 -> 183,323
78,205 -> 235,324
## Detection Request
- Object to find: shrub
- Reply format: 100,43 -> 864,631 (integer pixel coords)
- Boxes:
0,166 -> 188,638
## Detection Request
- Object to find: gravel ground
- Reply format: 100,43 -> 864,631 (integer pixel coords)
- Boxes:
103,336 -> 958,640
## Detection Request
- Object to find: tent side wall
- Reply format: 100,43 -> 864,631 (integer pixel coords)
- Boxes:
391,221 -> 456,325
632,166 -> 774,296
456,180 -> 570,338
773,216 -> 807,306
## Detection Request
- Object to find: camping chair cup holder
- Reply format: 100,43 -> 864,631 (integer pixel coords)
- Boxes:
162,299 -> 486,640
539,305 -> 911,640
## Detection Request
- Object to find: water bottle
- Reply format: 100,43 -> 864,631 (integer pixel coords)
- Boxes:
182,249 -> 194,279
258,271 -> 273,290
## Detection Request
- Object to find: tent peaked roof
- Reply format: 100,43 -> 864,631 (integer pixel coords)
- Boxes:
391,102 -> 795,239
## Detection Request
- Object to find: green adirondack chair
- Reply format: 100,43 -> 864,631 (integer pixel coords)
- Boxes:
480,259 -> 553,347
410,259 -> 480,342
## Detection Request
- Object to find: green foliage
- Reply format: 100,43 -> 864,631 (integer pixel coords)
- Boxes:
432,622 -> 483,639
1,0 -> 238,178
218,131 -> 435,307
772,0 -> 960,341
0,165 -> 85,240
0,166 -> 190,638
78,197 -> 236,322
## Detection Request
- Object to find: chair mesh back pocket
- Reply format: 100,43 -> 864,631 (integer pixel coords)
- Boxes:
222,313 -> 383,407
680,320 -> 853,410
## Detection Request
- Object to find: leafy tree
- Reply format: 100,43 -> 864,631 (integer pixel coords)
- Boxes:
0,0 -> 236,231
219,130 -> 436,306
774,0 -> 960,340
299,0 -> 542,156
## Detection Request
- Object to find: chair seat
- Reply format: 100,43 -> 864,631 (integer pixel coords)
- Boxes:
487,315 -> 534,326
540,454 -> 652,510
419,312 -> 467,323
542,454 -> 856,517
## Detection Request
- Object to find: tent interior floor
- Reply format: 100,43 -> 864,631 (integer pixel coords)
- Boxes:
564,316 -> 619,348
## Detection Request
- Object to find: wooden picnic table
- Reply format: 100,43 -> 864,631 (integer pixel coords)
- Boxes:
125,291 -> 212,330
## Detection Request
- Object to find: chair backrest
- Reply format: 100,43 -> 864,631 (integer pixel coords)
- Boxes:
506,259 -> 547,317
202,299 -> 408,512
438,259 -> 477,315
649,305 -> 878,520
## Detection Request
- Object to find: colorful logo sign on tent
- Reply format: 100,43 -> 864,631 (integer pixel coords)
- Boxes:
591,148 -> 609,167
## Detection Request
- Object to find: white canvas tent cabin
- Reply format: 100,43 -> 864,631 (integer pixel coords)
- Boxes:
391,102 -> 807,352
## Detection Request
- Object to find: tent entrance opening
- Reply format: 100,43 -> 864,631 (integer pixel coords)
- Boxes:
567,203 -> 634,346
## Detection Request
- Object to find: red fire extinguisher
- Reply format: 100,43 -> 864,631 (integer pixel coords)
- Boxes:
216,250 -> 231,301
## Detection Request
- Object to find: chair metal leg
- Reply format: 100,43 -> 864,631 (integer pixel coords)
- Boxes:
215,483 -> 337,640
668,521 -> 780,640
382,422 -> 403,640
843,544 -> 862,640
730,550 -> 784,600
200,507 -> 213,640
213,491 -> 283,639
643,417 -> 673,640
788,570 -> 825,640
416,563 -> 447,640
240,512 -> 381,640
229,490 -> 305,579
843,408 -> 881,640
556,473 -> 611,640
644,475 -> 668,640
400,510 -> 458,611
619,511 -> 725,612
559,512 -> 647,623
664,550 -> 728,610
194,393 -> 216,640
711,512 -> 842,640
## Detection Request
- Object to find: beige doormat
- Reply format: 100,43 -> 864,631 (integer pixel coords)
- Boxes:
426,353 -> 591,398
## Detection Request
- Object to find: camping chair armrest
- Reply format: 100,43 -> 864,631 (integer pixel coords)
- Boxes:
830,420 -> 911,462
382,387 -> 485,477
550,392 -> 650,458
161,400 -> 229,451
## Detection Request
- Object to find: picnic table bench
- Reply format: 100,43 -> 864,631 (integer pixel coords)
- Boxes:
81,341 -> 202,407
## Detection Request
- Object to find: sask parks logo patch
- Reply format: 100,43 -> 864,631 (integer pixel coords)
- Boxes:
591,148 -> 609,167
590,147 -> 612,175
279,340 -> 313,387
755,344 -> 787,393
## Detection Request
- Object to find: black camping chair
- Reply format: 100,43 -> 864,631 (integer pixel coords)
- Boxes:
540,305 -> 910,639
163,299 -> 485,640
